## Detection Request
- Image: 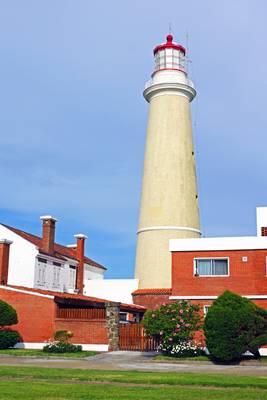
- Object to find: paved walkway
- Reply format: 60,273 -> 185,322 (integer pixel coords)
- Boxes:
0,351 -> 267,375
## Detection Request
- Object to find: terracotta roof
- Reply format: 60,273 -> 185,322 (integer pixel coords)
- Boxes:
3,285 -> 146,312
2,224 -> 106,270
132,288 -> 172,295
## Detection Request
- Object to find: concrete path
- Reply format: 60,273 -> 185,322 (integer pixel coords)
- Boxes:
0,351 -> 267,375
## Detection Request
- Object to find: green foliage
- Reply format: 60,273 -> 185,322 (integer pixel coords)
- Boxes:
204,291 -> 267,362
43,342 -> 82,353
0,300 -> 18,327
54,330 -> 73,343
142,301 -> 202,355
0,330 -> 20,349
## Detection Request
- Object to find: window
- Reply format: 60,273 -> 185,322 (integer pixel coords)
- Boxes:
68,267 -> 76,288
36,261 -> 46,286
53,261 -> 62,267
37,257 -> 47,264
194,258 -> 229,276
119,312 -> 127,322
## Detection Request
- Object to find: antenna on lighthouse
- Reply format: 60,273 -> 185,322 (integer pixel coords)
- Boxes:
185,31 -> 190,74
168,22 -> 172,35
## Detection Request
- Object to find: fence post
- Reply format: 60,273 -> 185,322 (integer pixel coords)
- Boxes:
105,301 -> 120,351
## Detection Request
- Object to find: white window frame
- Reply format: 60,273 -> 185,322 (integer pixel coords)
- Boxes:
193,257 -> 230,277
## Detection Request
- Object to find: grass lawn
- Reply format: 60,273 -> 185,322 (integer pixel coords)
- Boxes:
154,354 -> 211,362
0,349 -> 98,358
154,354 -> 267,364
0,366 -> 267,399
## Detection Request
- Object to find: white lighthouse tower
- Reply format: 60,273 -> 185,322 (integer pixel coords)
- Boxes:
135,34 -> 201,289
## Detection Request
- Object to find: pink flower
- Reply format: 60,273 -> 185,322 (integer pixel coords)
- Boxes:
179,309 -> 184,314
185,323 -> 190,328
180,319 -> 184,323
176,324 -> 180,328
160,331 -> 164,336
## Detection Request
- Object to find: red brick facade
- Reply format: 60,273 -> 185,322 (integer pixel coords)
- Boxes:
133,249 -> 267,313
0,287 -> 56,342
55,319 -> 108,344
0,287 -> 109,345
132,289 -> 173,310
172,249 -> 267,297
133,293 -> 172,310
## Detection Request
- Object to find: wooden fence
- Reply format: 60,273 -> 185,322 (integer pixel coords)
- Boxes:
56,307 -> 106,320
119,323 -> 158,351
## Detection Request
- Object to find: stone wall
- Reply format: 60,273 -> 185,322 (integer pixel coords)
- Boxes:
105,301 -> 120,351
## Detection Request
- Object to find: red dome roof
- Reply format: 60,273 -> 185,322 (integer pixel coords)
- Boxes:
153,34 -> 186,55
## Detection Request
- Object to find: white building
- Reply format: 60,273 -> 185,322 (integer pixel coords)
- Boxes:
0,216 -> 105,294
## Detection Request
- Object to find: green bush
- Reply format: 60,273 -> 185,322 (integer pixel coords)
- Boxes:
43,342 -> 82,353
142,301 -> 202,356
0,330 -> 21,349
0,300 -> 18,327
204,291 -> 267,362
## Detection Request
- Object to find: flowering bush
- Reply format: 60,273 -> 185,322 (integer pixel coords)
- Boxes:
142,301 -> 203,357
43,342 -> 82,353
43,330 -> 82,353
159,340 -> 204,357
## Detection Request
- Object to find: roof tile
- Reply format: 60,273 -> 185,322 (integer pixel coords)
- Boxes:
2,224 -> 106,270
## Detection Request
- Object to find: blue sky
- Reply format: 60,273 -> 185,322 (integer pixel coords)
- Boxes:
0,1 -> 267,278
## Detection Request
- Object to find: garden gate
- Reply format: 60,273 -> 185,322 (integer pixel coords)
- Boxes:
119,323 -> 158,351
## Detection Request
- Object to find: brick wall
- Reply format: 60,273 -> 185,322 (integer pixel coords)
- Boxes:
172,249 -> 267,296
0,288 -> 109,345
133,293 -> 173,310
55,319 -> 108,344
0,288 -> 55,342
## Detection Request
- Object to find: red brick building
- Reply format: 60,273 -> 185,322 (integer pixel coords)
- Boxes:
0,217 -> 145,350
133,207 -> 267,315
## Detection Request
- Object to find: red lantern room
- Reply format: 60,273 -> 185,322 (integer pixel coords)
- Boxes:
153,34 -> 186,74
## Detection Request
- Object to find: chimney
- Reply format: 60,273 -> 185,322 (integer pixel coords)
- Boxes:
40,216 -> 57,254
74,234 -> 87,294
256,208 -> 267,237
0,239 -> 13,285
261,227 -> 267,237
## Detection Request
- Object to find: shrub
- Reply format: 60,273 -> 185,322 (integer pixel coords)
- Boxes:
159,340 -> 204,357
0,330 -> 21,349
43,342 -> 82,353
142,301 -> 202,356
0,300 -> 18,327
204,291 -> 267,362
54,330 -> 73,343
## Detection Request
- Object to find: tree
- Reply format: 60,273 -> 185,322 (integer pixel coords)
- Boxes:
0,300 -> 18,327
142,301 -> 202,356
0,300 -> 20,349
204,291 -> 267,362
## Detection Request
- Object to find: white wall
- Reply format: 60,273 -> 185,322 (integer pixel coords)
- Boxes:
256,207 -> 267,236
84,279 -> 139,304
170,235 -> 267,252
84,263 -> 105,281
0,224 -> 37,288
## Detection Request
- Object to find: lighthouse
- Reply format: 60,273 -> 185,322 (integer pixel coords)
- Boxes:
135,34 -> 201,289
